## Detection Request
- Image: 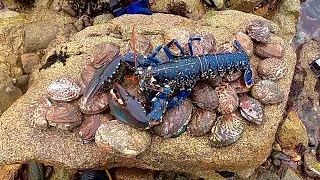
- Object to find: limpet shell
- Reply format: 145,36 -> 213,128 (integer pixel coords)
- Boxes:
79,114 -> 113,143
239,95 -> 264,125
29,96 -> 52,130
246,19 -> 271,42
152,100 -> 194,138
209,113 -> 245,147
95,120 -> 151,157
257,58 -> 287,80
46,103 -> 82,130
92,43 -> 120,68
78,91 -> 109,114
215,83 -> 239,114
251,79 -> 284,105
47,78 -> 81,102
190,82 -> 219,111
187,109 -> 216,137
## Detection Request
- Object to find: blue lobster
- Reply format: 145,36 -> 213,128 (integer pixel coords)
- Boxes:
83,37 -> 254,129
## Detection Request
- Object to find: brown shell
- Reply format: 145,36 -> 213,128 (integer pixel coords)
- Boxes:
207,76 -> 222,87
78,91 -> 109,114
209,113 -> 245,147
255,43 -> 285,59
29,96 -> 52,130
215,83 -> 239,114
128,33 -> 153,56
184,33 -> 216,56
121,77 -> 148,105
246,19 -> 271,42
251,79 -> 284,105
47,78 -> 81,102
152,100 -> 194,138
78,65 -> 97,92
46,103 -> 82,130
190,82 -> 219,111
223,71 -> 242,82
79,114 -> 113,143
95,120 -> 151,157
187,108 -> 217,137
239,95 -> 264,125
257,58 -> 287,80
234,32 -> 253,54
228,78 -> 251,94
92,43 -> 120,68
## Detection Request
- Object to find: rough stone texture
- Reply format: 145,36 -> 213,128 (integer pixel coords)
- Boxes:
276,111 -> 308,149
50,167 -> 77,180
21,53 -> 40,74
0,11 -> 296,175
0,164 -> 22,180
114,167 -> 154,180
229,0 -> 263,13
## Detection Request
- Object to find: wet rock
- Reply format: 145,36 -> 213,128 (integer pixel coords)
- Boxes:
95,120 -> 151,157
29,96 -> 52,130
278,165 -> 304,180
0,164 -> 22,180
127,33 -> 153,57
246,19 -> 271,42
257,58 -> 287,80
276,111 -> 308,149
114,167 -> 154,180
14,75 -> 30,90
190,82 -> 219,111
228,78 -> 250,94
93,14 -> 114,25
229,0 -> 263,13
239,95 -> 264,125
187,109 -> 216,137
21,53 -> 40,74
92,42 -> 119,68
78,65 -> 97,92
183,33 -> 216,56
251,79 -> 284,105
255,43 -> 285,59
47,78 -> 81,102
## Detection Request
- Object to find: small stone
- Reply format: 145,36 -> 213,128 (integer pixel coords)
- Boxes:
282,149 -> 299,158
212,0 -> 225,10
273,143 -> 282,151
11,78 -> 17,85
21,53 -> 40,74
10,67 -> 23,78
273,159 -> 281,166
5,87 -> 12,94
246,19 -> 271,42
255,43 -> 285,59
304,152 -> 320,178
250,167 -> 280,180
114,167 -> 155,180
215,83 -> 239,114
228,78 -> 250,94
277,111 -> 309,149
251,79 -> 284,105
234,32 -> 253,54
92,43 -> 119,68
280,165 -> 304,180
93,14 -> 114,25
257,57 -> 287,80
229,0 -> 263,13
15,75 -> 30,89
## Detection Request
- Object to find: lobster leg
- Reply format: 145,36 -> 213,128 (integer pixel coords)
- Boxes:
187,37 -> 202,56
244,68 -> 254,88
163,39 -> 186,61
167,89 -> 192,108
147,45 -> 163,64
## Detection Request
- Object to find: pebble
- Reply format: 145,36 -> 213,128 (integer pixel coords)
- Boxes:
273,143 -> 282,151
257,57 -> 287,80
5,87 -> 12,94
15,75 -> 29,89
20,53 -> 40,74
255,43 -> 285,59
273,159 -> 281,166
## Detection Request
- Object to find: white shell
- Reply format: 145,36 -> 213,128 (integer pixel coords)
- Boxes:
47,78 -> 81,102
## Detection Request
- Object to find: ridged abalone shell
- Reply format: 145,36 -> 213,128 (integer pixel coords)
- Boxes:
209,114 -> 245,147
239,95 -> 264,125
46,103 -> 83,130
78,92 -> 109,114
246,19 -> 271,42
257,58 -> 287,80
47,78 -> 81,102
29,96 -> 52,130
78,65 -> 97,92
251,79 -> 284,105
152,100 -> 194,138
95,120 -> 151,157
92,43 -> 120,68
190,82 -> 219,111
187,108 -> 216,137
215,83 -> 239,114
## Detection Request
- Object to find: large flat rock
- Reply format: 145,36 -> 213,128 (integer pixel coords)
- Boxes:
0,11 -> 296,174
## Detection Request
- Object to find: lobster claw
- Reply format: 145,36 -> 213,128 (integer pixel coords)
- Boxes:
108,83 -> 150,129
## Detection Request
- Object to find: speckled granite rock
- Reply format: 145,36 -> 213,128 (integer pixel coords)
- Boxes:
0,11 -> 296,175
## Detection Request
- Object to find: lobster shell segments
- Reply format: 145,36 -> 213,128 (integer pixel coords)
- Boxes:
152,100 -> 194,138
239,95 -> 264,125
47,78 -> 81,102
46,103 -> 83,131
78,92 -> 109,114
187,109 -> 217,137
92,43 -> 120,68
209,114 -> 245,147
95,120 -> 151,157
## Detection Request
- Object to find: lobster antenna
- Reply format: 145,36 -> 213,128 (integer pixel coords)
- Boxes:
132,24 -> 138,69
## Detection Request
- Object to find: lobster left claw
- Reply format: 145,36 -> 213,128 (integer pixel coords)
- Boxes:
108,83 -> 150,129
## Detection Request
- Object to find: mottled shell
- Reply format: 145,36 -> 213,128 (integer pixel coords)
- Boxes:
29,96 -> 52,130
234,32 -> 253,54
209,113 -> 245,147
47,78 -> 81,102
246,19 -> 271,42
46,103 -> 82,130
223,71 -> 242,82
217,42 -> 236,53
152,100 -> 194,138
257,58 -> 287,80
78,65 -> 97,92
184,33 -> 216,56
79,114 -> 113,143
251,79 -> 284,105
207,76 -> 222,87
187,109 -> 217,137
190,82 -> 219,111
128,33 -> 153,56
78,92 -> 109,114
229,78 -> 250,94
95,120 -> 151,157
255,43 -> 285,59
215,83 -> 239,114
92,43 -> 120,68
239,95 -> 264,125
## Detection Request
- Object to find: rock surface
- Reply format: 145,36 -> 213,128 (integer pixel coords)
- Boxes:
0,12 -> 296,174
114,167 -> 154,180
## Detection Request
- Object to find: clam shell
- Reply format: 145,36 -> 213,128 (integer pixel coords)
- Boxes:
78,91 -> 109,114
257,58 -> 287,80
78,65 -> 97,92
92,43 -> 120,68
209,114 -> 245,147
215,83 -> 239,114
47,78 -> 81,102
79,114 -> 113,143
187,108 -> 217,137
127,33 -> 153,56
251,79 -> 284,105
239,95 -> 264,125
29,96 -> 52,130
46,103 -> 82,130
190,82 -> 219,111
95,120 -> 151,157
152,100 -> 194,138
246,19 -> 271,42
